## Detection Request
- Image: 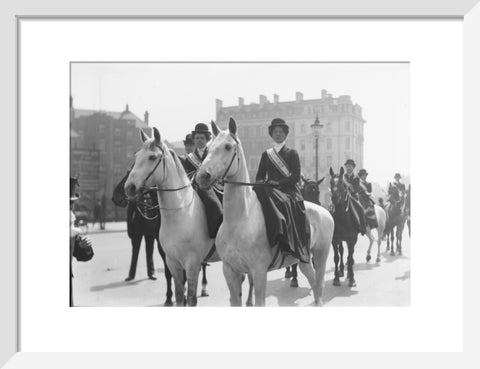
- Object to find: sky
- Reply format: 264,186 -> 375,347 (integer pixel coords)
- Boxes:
71,63 -> 409,186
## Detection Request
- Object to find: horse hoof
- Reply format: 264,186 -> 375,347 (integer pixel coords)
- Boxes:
390,251 -> 395,256
348,279 -> 356,287
333,278 -> 341,286
246,301 -> 254,307
200,290 -> 209,297
398,251 -> 403,256
339,269 -> 344,278
164,300 -> 174,307
290,279 -> 299,288
284,271 -> 292,279
376,257 -> 381,263
366,255 -> 371,262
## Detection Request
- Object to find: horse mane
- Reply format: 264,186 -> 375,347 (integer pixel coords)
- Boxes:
161,141 -> 190,182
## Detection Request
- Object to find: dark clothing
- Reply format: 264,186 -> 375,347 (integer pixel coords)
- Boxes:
181,147 -> 223,238
343,173 -> 361,199
358,180 -> 378,229
254,146 -> 310,263
126,192 -> 160,278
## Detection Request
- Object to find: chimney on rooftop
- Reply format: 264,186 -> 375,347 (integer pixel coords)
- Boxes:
296,91 -> 303,102
274,94 -> 279,104
144,111 -> 149,125
321,89 -> 327,99
259,94 -> 268,107
238,97 -> 244,107
125,104 -> 129,112
216,99 -> 223,113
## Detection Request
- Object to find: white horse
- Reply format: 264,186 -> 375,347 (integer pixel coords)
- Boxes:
365,205 -> 387,263
196,118 -> 334,306
124,127 -> 220,306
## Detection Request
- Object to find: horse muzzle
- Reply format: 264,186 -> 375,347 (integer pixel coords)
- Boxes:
196,168 -> 216,190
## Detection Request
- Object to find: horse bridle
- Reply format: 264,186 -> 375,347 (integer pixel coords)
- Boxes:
217,134 -> 275,188
136,143 -> 194,210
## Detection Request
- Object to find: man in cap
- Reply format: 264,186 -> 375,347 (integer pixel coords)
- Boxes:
343,159 -> 361,199
254,118 -> 310,263
181,123 -> 223,238
358,168 -> 378,229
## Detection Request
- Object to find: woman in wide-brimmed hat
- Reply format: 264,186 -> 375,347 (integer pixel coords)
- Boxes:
254,118 -> 310,263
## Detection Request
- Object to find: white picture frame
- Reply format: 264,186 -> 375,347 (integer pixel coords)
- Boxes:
2,0 -> 479,367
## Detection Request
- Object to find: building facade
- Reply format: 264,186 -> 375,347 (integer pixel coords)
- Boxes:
70,98 -> 152,221
215,90 -> 366,205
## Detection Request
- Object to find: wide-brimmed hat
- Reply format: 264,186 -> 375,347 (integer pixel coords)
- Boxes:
70,177 -> 79,201
268,118 -> 289,137
358,168 -> 368,176
192,123 -> 212,140
183,133 -> 194,146
344,159 -> 356,167
394,173 -> 402,179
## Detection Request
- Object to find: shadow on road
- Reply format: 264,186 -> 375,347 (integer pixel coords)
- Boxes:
381,251 -> 409,263
395,270 -> 410,281
322,278 -> 359,304
90,278 -> 151,292
265,277 -> 312,306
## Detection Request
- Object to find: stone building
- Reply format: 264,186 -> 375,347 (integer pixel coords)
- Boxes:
215,90 -> 366,205
70,98 -> 152,221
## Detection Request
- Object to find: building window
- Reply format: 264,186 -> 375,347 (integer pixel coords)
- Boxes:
345,137 -> 351,150
301,124 -> 306,134
326,122 -> 332,132
327,155 -> 332,167
300,139 -> 306,151
300,156 -> 306,166
345,121 -> 351,132
326,138 -> 332,150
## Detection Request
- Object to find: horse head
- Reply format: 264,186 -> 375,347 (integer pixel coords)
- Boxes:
301,175 -> 324,205
329,167 -> 348,206
196,117 -> 242,190
124,127 -> 167,200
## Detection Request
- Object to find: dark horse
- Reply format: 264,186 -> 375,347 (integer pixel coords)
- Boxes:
384,183 -> 407,255
329,167 -> 361,287
405,185 -> 411,238
284,176 -> 326,287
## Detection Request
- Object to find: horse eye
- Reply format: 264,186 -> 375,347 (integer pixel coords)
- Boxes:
149,155 -> 157,160
225,143 -> 232,151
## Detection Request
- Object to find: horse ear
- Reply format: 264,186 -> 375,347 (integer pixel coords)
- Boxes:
329,167 -> 334,177
317,177 -> 325,185
340,167 -> 345,176
211,120 -> 220,137
153,127 -> 161,145
228,117 -> 237,135
301,174 -> 307,183
140,129 -> 149,143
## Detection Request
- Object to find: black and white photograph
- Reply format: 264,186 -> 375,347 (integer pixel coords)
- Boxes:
70,62 -> 410,307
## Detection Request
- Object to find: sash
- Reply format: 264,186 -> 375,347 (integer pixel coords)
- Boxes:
186,152 -> 202,169
266,148 -> 291,178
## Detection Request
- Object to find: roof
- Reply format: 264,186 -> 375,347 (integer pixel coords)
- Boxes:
73,108 -> 147,128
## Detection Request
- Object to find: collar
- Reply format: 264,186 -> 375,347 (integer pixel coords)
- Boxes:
272,141 -> 286,153
196,147 -> 207,157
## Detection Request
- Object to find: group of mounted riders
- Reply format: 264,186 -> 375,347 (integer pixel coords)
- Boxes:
112,117 -> 408,285
72,116 -> 409,306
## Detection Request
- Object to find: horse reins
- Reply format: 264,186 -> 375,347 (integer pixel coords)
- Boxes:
139,143 -> 194,210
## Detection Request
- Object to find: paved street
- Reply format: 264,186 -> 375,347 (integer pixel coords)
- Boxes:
73,223 -> 410,307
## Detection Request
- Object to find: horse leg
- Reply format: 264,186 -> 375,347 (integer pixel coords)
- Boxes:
376,227 -> 383,263
332,241 -> 341,286
290,264 -> 299,288
347,238 -> 357,287
246,273 -> 254,306
298,261 -> 315,290
311,243 -> 330,306
200,263 -> 209,297
366,229 -> 373,262
166,257 -> 185,307
125,235 -> 141,281
185,262 -> 201,307
339,241 -> 345,277
390,229 -> 395,256
252,268 -> 268,307
285,266 -> 292,279
156,239 -> 173,306
397,223 -> 404,256
222,262 -> 243,307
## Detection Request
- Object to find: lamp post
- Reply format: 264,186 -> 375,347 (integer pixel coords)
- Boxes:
311,114 -> 324,181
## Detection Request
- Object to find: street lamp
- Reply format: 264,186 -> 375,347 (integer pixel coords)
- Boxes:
310,114 -> 324,181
